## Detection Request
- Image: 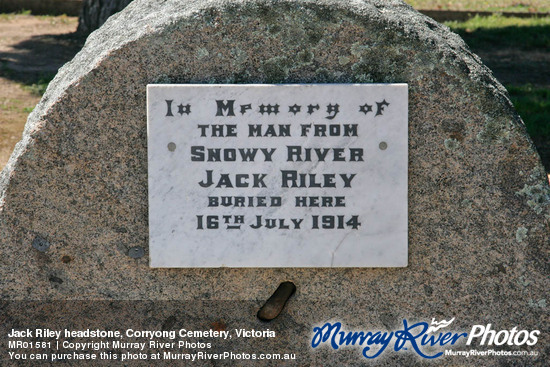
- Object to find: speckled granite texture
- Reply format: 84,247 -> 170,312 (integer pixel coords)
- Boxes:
0,0 -> 548,365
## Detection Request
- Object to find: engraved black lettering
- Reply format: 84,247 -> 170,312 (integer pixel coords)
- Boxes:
216,100 -> 236,116
165,100 -> 174,116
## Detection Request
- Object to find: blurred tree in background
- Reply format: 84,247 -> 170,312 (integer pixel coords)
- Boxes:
78,0 -> 132,34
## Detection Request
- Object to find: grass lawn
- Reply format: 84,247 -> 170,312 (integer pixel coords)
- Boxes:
405,0 -> 550,13
443,15 -> 550,171
507,85 -> 550,139
444,14 -> 550,49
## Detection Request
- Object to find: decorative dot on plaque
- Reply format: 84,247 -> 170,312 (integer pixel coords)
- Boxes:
379,141 -> 388,150
167,142 -> 176,152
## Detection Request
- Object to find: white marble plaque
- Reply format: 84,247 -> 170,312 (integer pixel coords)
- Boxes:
147,84 -> 408,267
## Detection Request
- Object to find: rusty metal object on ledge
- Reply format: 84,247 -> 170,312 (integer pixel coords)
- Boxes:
257,282 -> 296,322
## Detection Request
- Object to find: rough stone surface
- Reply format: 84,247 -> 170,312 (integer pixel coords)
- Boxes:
0,0 -> 548,365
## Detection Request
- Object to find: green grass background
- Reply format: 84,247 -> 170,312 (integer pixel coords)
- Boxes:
406,0 -> 550,13
442,14 -> 550,167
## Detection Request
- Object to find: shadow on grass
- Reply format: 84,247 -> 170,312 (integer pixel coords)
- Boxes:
447,17 -> 550,87
507,85 -> 550,172
447,17 -> 550,173
452,24 -> 550,51
0,32 -> 84,89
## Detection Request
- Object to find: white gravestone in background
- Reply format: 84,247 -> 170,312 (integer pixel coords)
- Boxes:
147,84 -> 408,267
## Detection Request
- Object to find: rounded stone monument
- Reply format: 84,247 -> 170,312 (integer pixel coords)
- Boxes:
0,0 -> 547,365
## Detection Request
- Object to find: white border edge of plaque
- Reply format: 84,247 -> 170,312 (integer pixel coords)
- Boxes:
146,83 -> 409,269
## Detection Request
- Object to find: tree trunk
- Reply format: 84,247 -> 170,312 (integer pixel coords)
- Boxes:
77,0 -> 133,35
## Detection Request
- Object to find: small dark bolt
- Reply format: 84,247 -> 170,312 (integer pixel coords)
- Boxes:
257,281 -> 296,322
32,236 -> 50,252
128,246 -> 145,259
61,255 -> 72,263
